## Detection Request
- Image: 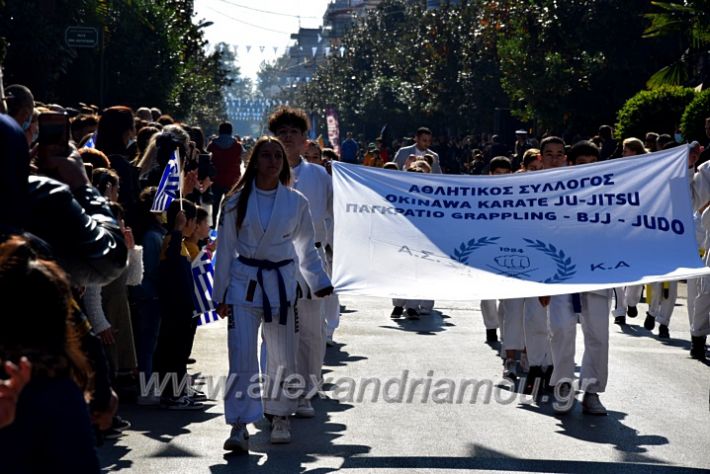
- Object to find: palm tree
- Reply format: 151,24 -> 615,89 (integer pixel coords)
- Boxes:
643,1 -> 710,88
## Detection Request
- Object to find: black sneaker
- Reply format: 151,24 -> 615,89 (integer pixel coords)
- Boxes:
542,365 -> 554,393
390,306 -> 404,318
189,389 -> 208,402
522,366 -> 544,396
161,395 -> 205,410
101,428 -> 124,440
690,336 -> 707,361
658,324 -> 670,339
627,305 -> 638,318
486,328 -> 498,343
406,308 -> 420,320
644,313 -> 655,330
614,316 -> 626,325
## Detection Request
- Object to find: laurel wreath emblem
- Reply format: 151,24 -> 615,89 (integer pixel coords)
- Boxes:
522,238 -> 577,283
450,236 -> 500,264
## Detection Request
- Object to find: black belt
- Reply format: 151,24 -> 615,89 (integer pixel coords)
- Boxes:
237,256 -> 293,325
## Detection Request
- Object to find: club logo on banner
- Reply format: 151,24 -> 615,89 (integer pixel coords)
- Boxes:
449,236 -> 577,283
331,146 -> 710,300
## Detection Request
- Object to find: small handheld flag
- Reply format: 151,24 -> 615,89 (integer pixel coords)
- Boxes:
84,134 -> 96,149
151,149 -> 181,213
191,250 -> 219,326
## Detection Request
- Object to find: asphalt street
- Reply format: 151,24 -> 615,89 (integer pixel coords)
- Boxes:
99,286 -> 710,473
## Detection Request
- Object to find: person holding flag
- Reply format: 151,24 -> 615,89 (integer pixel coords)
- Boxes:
214,136 -> 332,451
150,148 -> 181,213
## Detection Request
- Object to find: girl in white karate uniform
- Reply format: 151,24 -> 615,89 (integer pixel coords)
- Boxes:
214,137 -> 332,451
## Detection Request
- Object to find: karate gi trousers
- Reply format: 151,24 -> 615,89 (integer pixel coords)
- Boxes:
548,291 -> 610,393
225,305 -> 299,424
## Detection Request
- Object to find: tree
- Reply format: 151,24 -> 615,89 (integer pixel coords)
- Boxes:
0,0 -> 231,130
643,1 -> 710,88
295,0 -> 510,139
496,0 -> 677,137
681,89 -> 710,142
615,85 -> 696,139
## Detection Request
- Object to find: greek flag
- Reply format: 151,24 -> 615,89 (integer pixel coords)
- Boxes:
84,134 -> 96,149
191,250 -> 219,326
151,150 -> 180,213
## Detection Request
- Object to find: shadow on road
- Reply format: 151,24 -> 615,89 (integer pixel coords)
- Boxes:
379,309 -> 451,335
209,342 -> 371,473
210,394 -> 369,473
517,398 -> 674,467
98,402 -> 222,471
336,441 -> 707,473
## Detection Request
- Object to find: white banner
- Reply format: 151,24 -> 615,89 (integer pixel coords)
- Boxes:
332,146 -> 710,300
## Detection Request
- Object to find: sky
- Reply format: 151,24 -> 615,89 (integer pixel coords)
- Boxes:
193,0 -> 333,81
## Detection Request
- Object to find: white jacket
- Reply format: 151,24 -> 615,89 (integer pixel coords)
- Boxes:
292,158 -> 333,244
214,183 -> 331,309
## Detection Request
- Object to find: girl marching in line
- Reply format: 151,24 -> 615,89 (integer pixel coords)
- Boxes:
214,136 -> 332,451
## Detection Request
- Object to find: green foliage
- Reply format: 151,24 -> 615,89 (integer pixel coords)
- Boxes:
643,1 -> 710,88
615,86 -> 696,139
0,0 -> 234,129
681,89 -> 710,143
496,0 -> 673,136
286,0 -> 682,139
294,0 -> 509,138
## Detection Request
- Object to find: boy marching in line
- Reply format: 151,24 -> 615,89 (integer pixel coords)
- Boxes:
540,139 -> 611,415
487,157 -> 529,380
269,107 -> 334,419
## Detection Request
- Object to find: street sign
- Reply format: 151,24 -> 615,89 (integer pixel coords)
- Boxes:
65,27 -> 99,49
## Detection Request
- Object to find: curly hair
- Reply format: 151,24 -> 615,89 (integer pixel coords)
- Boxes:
268,106 -> 309,134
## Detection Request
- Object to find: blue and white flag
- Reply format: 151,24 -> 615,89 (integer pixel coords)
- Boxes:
151,150 -> 181,213
84,134 -> 96,149
191,250 -> 219,326
332,146 -> 710,300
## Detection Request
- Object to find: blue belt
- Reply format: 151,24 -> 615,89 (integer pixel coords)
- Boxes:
237,255 -> 293,325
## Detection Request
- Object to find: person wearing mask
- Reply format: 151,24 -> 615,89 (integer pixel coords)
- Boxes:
4,84 -> 34,135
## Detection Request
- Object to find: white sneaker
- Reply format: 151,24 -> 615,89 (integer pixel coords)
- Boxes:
503,358 -> 517,380
326,335 -> 335,347
519,352 -> 530,373
270,416 -> 291,444
582,392 -> 608,416
223,423 -> 249,452
296,397 -> 315,418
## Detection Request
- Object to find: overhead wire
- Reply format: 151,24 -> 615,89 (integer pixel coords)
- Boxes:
201,4 -> 298,35
212,0 -> 321,19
